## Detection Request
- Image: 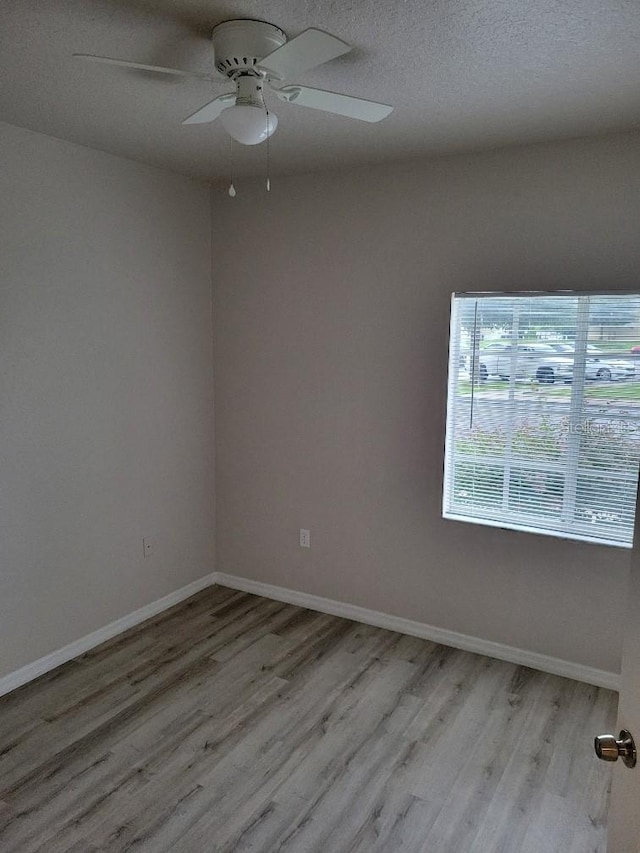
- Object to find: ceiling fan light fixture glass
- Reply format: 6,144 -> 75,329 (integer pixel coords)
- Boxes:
220,105 -> 278,145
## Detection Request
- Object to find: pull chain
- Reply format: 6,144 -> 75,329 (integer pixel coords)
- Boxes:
228,136 -> 236,197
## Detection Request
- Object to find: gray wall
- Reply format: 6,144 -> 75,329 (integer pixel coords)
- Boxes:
0,122 -> 215,678
212,132 -> 640,675
2,122 -> 637,683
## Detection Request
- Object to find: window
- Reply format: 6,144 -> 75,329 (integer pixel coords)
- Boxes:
443,292 -> 640,547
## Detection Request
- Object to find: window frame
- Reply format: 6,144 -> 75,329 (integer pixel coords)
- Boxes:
442,290 -> 640,548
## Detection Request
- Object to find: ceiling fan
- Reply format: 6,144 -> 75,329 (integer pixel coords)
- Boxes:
74,19 -> 394,146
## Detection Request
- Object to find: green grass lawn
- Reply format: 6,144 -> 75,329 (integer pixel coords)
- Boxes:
584,383 -> 640,400
457,378 -> 640,403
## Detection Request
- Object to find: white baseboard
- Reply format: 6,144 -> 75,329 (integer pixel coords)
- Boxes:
0,569 -> 619,698
215,572 -> 621,692
0,572 -> 217,699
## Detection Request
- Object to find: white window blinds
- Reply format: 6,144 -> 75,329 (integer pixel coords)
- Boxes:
443,292 -> 640,547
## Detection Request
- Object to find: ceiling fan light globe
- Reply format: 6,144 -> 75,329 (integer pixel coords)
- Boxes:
220,105 -> 278,145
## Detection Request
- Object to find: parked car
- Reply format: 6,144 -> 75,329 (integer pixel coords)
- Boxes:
550,343 -> 635,380
463,341 -> 636,383
475,342 -> 574,384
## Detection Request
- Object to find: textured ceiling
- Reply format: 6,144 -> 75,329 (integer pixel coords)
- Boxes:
2,0 -> 640,180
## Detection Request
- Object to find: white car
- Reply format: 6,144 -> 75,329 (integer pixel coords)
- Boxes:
550,343 -> 635,381
474,342 -> 574,384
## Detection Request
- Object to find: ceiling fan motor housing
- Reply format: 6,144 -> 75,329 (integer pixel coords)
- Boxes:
235,75 -> 266,108
212,20 -> 286,78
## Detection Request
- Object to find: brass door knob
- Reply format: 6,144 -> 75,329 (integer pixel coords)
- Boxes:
594,730 -> 637,768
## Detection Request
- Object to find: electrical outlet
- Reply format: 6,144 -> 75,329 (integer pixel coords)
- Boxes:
299,528 -> 310,548
143,538 -> 152,558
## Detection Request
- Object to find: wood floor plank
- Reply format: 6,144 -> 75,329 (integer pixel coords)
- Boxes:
0,598 -> 288,795
0,584 -> 617,852
1,645 -> 291,852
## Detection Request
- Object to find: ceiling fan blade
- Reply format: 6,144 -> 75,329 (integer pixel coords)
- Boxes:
274,85 -> 393,122
256,29 -> 351,80
182,93 -> 236,124
73,53 -> 220,83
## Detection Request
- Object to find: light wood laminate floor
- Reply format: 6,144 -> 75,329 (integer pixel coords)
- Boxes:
0,585 -> 617,852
